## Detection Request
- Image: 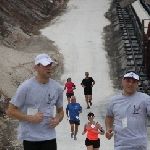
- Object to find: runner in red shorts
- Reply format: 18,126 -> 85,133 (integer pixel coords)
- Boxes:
64,78 -> 76,104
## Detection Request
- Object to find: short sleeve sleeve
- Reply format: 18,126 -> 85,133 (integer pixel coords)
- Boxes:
55,85 -> 63,108
146,96 -> 150,116
10,83 -> 27,108
106,101 -> 114,117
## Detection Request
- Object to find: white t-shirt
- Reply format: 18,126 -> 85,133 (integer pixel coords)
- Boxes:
10,77 -> 63,141
106,92 -> 150,150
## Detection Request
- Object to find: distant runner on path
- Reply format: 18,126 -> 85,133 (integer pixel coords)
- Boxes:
81,72 -> 95,109
82,112 -> 105,150
66,96 -> 82,140
64,77 -> 76,104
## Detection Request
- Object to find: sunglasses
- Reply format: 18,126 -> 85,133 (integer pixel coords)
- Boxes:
88,115 -> 95,118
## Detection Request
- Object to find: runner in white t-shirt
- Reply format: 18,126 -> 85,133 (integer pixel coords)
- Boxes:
105,71 -> 150,150
6,53 -> 64,150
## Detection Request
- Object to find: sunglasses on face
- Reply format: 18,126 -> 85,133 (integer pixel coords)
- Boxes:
88,115 -> 94,118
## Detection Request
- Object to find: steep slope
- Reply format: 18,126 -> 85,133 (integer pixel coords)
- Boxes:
0,0 -> 67,149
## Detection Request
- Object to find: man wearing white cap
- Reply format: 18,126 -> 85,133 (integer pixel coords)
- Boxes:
105,71 -> 150,150
6,53 -> 64,150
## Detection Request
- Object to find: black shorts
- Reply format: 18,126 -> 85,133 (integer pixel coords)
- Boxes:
23,139 -> 57,150
69,120 -> 80,125
85,138 -> 100,148
66,93 -> 74,98
84,87 -> 92,95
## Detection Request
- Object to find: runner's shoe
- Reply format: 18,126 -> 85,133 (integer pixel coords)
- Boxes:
86,106 -> 90,109
74,136 -> 77,140
89,101 -> 92,106
71,132 -> 74,138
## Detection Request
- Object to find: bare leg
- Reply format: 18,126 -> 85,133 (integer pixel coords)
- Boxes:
67,97 -> 71,104
70,124 -> 74,138
88,95 -> 92,106
71,124 -> 74,133
88,95 -> 92,101
85,95 -> 90,108
74,125 -> 79,136
87,146 -> 93,150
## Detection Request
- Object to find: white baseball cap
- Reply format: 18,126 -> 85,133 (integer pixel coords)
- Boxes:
123,72 -> 139,81
35,53 -> 53,66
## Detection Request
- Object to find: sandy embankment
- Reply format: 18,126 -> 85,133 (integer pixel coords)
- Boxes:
0,34 -> 64,100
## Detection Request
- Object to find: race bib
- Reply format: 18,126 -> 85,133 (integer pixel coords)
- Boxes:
122,117 -> 127,128
27,108 -> 38,116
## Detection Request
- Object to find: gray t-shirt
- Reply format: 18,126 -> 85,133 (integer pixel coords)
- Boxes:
106,92 -> 150,150
10,77 -> 63,141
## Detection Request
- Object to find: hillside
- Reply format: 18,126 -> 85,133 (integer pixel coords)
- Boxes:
0,0 -> 67,149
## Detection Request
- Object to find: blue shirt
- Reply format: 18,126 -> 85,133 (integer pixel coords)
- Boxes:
66,103 -> 82,121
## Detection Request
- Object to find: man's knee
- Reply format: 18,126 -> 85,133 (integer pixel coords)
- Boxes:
85,95 -> 88,99
88,95 -> 92,100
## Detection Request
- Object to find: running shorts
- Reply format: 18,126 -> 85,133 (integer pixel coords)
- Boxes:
84,87 -> 92,95
85,138 -> 100,148
69,120 -> 80,125
23,139 -> 57,150
66,93 -> 74,98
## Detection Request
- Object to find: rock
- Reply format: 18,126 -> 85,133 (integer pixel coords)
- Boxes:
0,0 -> 67,149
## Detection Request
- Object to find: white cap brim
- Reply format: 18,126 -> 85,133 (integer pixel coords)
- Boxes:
38,58 -> 53,66
35,53 -> 53,66
123,72 -> 139,80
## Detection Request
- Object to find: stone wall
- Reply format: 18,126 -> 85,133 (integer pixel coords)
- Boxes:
145,0 -> 150,5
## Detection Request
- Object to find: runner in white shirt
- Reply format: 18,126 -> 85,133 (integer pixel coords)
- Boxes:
105,71 -> 150,150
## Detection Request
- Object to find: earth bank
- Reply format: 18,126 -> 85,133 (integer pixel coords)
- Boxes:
0,0 -> 67,149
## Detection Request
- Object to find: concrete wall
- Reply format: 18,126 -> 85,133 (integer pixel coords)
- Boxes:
145,0 -> 150,5
120,0 -> 137,8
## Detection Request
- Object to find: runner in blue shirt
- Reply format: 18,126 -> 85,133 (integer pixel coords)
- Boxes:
66,96 -> 82,140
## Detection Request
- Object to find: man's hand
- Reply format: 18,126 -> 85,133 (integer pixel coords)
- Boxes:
82,131 -> 86,135
66,114 -> 69,120
105,128 -> 113,140
50,116 -> 59,128
82,84 -> 86,88
72,87 -> 76,90
31,112 -> 43,123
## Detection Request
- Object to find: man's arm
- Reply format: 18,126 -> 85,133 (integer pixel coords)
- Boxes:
92,80 -> 95,85
90,77 -> 95,87
81,84 -> 85,88
91,77 -> 95,86
50,107 -> 64,128
6,103 -> 43,123
64,86 -> 66,91
81,79 -> 85,88
82,124 -> 87,135
78,110 -> 82,114
72,83 -> 76,90
66,108 -> 69,118
78,105 -> 82,114
105,116 -> 114,140
56,107 -> 64,123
